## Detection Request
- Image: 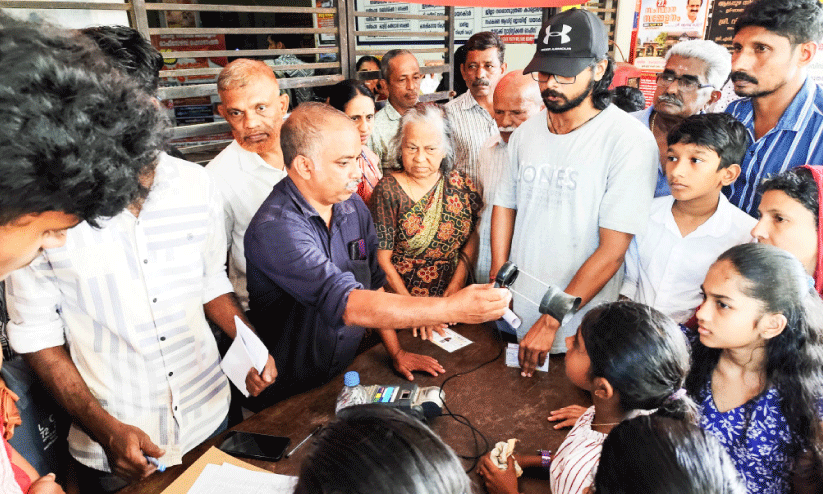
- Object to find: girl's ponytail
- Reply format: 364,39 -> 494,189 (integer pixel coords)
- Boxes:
581,301 -> 696,423
655,387 -> 700,424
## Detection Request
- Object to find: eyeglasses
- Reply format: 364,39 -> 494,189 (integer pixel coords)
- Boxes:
655,72 -> 713,92
531,72 -> 577,84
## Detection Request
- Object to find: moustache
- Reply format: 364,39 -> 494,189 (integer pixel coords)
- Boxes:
472,78 -> 491,87
657,94 -> 682,107
730,71 -> 758,84
346,178 -> 362,190
541,88 -> 566,100
498,126 -> 517,133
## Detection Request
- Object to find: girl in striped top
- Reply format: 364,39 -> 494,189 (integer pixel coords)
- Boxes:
479,301 -> 697,494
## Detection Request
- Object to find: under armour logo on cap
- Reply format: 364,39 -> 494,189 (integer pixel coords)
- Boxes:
543,24 -> 572,44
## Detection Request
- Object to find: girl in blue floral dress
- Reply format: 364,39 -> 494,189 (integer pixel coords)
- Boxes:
685,243 -> 823,493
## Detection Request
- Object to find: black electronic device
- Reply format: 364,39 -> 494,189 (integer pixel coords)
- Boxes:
340,383 -> 444,421
218,431 -> 291,462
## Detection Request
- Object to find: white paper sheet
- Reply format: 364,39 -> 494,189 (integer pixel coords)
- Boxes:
219,316 -> 269,397
235,316 -> 268,372
186,462 -> 297,494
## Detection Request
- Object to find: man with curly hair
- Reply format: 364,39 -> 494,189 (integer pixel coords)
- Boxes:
2,20 -> 275,492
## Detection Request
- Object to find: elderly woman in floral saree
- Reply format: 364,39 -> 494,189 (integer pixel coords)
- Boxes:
370,103 -> 482,306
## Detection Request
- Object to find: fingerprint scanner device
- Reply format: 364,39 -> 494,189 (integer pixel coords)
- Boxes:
359,383 -> 444,421
494,261 -> 522,329
494,261 -> 583,328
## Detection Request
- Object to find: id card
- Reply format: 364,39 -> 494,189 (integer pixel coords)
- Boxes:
429,327 -> 473,353
505,343 -> 549,372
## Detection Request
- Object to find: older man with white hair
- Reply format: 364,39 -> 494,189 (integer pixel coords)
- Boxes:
632,40 -> 731,196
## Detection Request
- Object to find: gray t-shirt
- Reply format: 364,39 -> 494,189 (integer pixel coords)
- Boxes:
494,104 -> 658,352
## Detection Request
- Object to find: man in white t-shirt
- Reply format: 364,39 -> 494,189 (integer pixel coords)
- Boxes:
207,59 -> 290,311
491,8 -> 658,376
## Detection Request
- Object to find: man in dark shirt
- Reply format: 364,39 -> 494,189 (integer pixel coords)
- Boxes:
244,103 -> 511,409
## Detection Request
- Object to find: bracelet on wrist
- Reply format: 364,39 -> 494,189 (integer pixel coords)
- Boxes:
537,449 -> 552,469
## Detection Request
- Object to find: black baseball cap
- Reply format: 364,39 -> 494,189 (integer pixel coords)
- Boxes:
523,8 -> 609,78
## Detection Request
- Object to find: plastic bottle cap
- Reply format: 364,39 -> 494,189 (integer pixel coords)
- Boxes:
344,371 -> 360,387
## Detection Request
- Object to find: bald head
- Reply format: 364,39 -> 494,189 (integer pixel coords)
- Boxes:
281,103 -> 363,210
281,102 -> 358,168
493,72 -> 543,143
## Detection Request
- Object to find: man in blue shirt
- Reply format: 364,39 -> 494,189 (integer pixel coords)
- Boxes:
244,103 -> 511,409
724,0 -> 823,215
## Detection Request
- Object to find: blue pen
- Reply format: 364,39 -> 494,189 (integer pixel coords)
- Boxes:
145,455 -> 166,472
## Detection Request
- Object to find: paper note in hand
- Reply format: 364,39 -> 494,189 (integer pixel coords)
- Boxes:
505,343 -> 549,372
429,327 -> 473,353
219,317 -> 269,397
234,316 -> 268,373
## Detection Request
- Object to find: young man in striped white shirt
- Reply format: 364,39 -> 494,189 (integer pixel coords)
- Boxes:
4,25 -> 277,493
724,0 -> 823,215
0,18 -> 176,493
445,32 -> 507,185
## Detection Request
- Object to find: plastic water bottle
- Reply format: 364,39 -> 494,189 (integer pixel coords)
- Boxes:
335,371 -> 370,414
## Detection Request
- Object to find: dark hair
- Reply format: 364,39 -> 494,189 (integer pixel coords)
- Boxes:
81,25 -> 164,95
592,57 -> 615,111
760,166 -> 819,225
685,243 -> 823,461
464,31 -> 505,65
0,15 -> 167,227
580,301 -> 698,422
294,405 -> 470,494
593,415 -> 746,494
380,48 -> 415,81
667,113 -> 748,170
268,33 -> 304,49
611,86 -> 645,113
436,44 -> 468,96
356,55 -> 380,71
734,0 -> 823,46
327,79 -> 374,113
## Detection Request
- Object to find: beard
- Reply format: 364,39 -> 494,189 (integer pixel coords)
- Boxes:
541,76 -> 595,114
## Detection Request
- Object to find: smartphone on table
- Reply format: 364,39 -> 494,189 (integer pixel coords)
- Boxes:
218,431 -> 291,462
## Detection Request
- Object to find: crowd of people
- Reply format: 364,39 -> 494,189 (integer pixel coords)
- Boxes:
0,0 -> 822,492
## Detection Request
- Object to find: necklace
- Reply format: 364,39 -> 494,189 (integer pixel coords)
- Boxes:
403,171 -> 440,203
404,172 -> 418,202
650,110 -> 657,132
590,422 -> 621,427
547,110 -> 600,135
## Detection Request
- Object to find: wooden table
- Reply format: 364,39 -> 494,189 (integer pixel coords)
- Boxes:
121,323 -> 591,493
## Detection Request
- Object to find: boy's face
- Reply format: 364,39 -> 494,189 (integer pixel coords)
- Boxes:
0,211 -> 80,280
665,142 -> 740,202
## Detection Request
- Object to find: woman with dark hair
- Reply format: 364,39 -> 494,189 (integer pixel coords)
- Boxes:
327,80 -> 382,205
294,405 -> 470,494
593,415 -> 745,494
686,243 -> 823,492
355,55 -> 384,103
753,165 -> 822,296
370,103 -> 481,308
